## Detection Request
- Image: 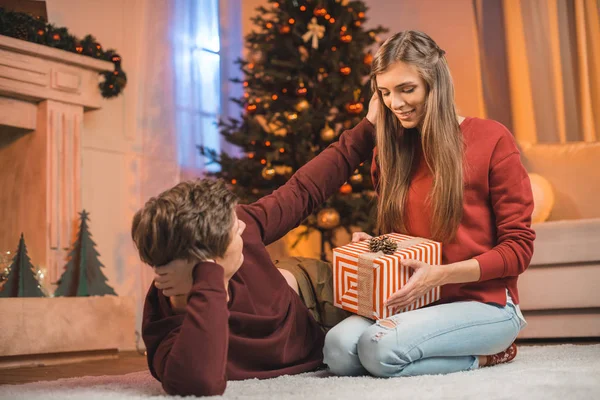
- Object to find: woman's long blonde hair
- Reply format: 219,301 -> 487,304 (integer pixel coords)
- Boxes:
371,31 -> 463,242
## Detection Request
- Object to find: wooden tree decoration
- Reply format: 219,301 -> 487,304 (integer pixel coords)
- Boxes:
0,234 -> 45,297
55,210 -> 116,296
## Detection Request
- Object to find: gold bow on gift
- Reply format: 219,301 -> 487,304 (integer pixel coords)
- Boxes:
302,17 -> 325,49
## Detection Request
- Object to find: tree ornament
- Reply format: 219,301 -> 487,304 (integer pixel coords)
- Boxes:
0,234 -> 45,298
346,89 -> 364,114
297,80 -> 308,96
296,99 -> 310,112
314,7 -> 328,17
350,171 -> 364,184
340,34 -> 353,43
298,46 -> 309,62
346,102 -> 364,114
274,165 -> 293,177
340,66 -> 351,76
55,210 -> 116,296
320,123 -> 335,141
262,165 -> 276,180
364,52 -> 374,66
317,208 -> 341,230
369,31 -> 382,42
279,25 -> 291,34
302,17 -> 325,49
286,112 -> 298,121
340,183 -> 353,194
246,103 -> 258,114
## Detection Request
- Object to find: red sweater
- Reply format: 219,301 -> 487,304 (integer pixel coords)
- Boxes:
371,117 -> 535,306
141,119 -> 375,397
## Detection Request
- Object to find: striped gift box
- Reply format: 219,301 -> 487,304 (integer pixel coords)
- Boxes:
332,233 -> 442,320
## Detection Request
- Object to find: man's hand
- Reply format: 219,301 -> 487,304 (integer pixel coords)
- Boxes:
366,93 -> 380,125
153,259 -> 197,297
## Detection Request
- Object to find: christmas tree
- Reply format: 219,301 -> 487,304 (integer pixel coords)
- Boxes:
200,0 -> 387,258
55,210 -> 116,296
0,234 -> 45,297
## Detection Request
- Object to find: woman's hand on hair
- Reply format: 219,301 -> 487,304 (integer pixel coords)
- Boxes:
351,231 -> 373,243
366,93 -> 380,125
153,259 -> 196,297
384,259 -> 443,310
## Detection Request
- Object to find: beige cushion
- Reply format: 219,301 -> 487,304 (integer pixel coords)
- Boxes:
519,141 -> 600,220
528,173 -> 554,223
531,218 -> 600,265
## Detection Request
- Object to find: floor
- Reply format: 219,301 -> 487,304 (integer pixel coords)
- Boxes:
0,339 -> 598,386
2,344 -> 599,400
0,351 -> 147,385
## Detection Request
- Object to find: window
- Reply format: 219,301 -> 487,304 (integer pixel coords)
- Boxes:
173,0 -> 222,173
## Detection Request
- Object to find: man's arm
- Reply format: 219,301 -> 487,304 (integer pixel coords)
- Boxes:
242,118 -> 375,246
142,262 -> 229,397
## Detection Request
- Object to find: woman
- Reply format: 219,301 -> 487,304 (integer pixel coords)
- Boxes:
323,30 -> 534,377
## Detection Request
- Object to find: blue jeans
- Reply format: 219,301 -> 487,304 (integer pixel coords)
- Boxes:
323,301 -> 525,377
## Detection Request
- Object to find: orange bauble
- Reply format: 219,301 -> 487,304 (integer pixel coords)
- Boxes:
340,183 -> 353,194
345,102 -> 364,114
314,7 -> 328,17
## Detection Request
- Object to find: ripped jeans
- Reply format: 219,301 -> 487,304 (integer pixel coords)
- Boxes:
322,301 -> 525,377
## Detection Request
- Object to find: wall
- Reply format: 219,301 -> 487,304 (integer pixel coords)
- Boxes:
363,0 -> 486,118
46,0 -> 179,342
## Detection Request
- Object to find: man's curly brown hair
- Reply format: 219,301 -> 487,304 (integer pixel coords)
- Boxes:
131,179 -> 238,267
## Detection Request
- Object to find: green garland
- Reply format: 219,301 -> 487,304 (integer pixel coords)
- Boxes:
0,8 -> 126,98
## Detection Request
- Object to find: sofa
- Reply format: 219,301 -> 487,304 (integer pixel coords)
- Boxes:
517,141 -> 600,339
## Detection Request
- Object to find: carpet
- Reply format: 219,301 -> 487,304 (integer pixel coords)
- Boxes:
1,345 -> 599,400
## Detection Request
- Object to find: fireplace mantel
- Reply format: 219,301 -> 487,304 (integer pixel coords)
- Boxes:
0,34 -> 114,288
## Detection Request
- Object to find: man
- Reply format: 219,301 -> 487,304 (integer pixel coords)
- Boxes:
131,117 -> 375,396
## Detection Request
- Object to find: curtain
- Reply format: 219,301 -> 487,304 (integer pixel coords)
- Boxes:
474,0 -> 599,144
173,0 -> 242,179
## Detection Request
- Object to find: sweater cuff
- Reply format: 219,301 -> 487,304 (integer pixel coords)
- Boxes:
358,117 -> 375,132
192,262 -> 226,291
474,249 -> 506,282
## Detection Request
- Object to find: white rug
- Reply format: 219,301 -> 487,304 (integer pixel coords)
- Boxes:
1,345 -> 599,400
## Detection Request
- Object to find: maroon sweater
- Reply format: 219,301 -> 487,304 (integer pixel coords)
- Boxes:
371,117 -> 535,306
142,119 -> 375,397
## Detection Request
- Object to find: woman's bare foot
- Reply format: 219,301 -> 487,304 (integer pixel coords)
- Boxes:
479,343 -> 518,367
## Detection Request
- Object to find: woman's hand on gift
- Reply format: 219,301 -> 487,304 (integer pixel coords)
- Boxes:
384,259 -> 443,310
351,232 -> 373,243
